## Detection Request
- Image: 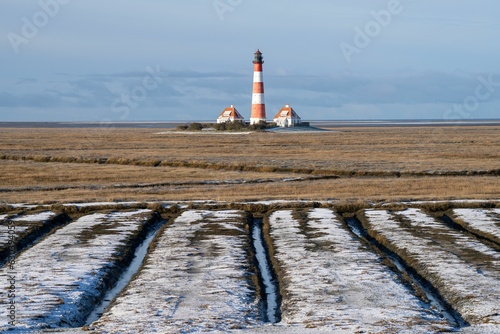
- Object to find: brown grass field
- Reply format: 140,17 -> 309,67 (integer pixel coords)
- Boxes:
0,126 -> 499,204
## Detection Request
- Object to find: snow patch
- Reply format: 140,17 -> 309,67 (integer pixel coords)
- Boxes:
268,209 -> 450,333
453,208 -> 500,244
0,209 -> 151,331
62,201 -> 140,208
365,208 -> 500,325
91,210 -> 259,332
11,211 -> 55,222
0,211 -> 56,251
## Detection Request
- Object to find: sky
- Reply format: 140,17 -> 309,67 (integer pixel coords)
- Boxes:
1,0 -> 499,121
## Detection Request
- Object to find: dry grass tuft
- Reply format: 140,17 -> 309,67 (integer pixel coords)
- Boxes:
332,201 -> 371,215
419,200 -> 498,213
0,126 -> 499,204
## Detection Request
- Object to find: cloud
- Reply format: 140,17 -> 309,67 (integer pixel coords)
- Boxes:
267,71 -> 500,107
15,78 -> 37,85
0,91 -> 62,108
1,69 -> 499,121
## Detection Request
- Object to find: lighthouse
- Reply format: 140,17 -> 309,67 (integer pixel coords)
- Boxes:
250,49 -> 267,125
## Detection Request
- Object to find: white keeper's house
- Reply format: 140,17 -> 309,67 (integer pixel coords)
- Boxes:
273,104 -> 302,127
216,105 -> 245,123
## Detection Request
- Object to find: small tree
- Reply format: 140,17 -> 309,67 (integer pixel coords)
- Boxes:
214,122 -> 227,131
249,121 -> 275,131
226,121 -> 245,131
188,122 -> 203,131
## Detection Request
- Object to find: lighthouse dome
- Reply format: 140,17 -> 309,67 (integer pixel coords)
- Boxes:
253,50 -> 264,64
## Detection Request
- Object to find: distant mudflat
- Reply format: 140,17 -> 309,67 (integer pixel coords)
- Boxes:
1,119 -> 499,128
313,119 -> 500,127
0,122 -> 185,129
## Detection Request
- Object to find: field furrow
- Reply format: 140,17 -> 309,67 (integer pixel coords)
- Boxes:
91,210 -> 259,333
0,211 -> 71,265
0,209 -> 153,331
451,208 -> 500,245
0,211 -> 55,249
267,209 -> 450,333
363,208 -> 500,325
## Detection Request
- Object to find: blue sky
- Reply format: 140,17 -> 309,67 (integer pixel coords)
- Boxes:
1,0 -> 499,121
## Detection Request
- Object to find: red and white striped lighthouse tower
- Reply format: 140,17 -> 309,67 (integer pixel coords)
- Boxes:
250,49 -> 267,125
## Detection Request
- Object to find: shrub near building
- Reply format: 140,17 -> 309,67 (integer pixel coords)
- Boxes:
176,121 -> 275,132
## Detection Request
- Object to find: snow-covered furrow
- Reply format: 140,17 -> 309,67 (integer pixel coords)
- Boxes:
10,211 -> 56,222
365,208 -> 500,325
0,209 -> 152,331
84,219 -> 164,325
0,211 -> 62,267
452,208 -> 500,245
267,209 -> 451,333
399,209 -> 500,264
0,211 -> 56,250
91,210 -> 259,333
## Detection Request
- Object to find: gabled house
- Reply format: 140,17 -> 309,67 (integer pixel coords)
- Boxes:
216,105 -> 245,123
273,104 -> 302,127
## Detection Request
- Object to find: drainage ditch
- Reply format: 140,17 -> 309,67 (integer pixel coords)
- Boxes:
85,218 -> 166,325
249,218 -> 281,323
343,216 -> 467,328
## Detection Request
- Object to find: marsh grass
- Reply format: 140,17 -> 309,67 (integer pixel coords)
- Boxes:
419,201 -> 498,213
0,126 -> 499,204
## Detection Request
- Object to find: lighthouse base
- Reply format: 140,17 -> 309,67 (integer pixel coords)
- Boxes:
250,118 -> 267,125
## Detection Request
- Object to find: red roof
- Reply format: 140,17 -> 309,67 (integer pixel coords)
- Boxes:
217,105 -> 244,120
273,104 -> 301,120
